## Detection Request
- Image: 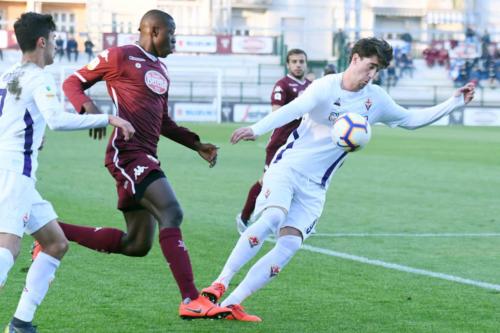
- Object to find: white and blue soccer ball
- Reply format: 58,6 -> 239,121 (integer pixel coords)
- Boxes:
331,113 -> 372,152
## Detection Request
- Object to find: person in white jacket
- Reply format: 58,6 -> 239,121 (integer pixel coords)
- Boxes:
0,12 -> 134,333
201,37 -> 475,322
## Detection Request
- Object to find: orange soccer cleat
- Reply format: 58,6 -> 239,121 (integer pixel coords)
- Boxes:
30,241 -> 42,261
179,295 -> 231,320
201,282 -> 226,304
226,304 -> 262,322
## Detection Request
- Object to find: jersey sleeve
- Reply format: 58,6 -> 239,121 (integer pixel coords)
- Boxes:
376,86 -> 465,129
160,110 -> 201,150
63,47 -> 123,114
251,78 -> 326,136
270,81 -> 287,106
33,73 -> 109,130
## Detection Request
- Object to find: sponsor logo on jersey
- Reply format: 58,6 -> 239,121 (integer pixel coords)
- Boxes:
328,111 -> 340,123
45,85 -> 55,98
365,98 -> 372,111
264,189 -> 271,199
133,165 -> 149,180
334,98 -> 341,106
270,265 -> 281,277
274,86 -> 283,93
248,236 -> 260,248
144,70 -> 168,94
128,56 -> 146,62
135,63 -> 142,69
273,92 -> 282,100
86,57 -> 100,70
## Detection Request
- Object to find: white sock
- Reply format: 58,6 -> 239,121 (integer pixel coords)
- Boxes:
0,247 -> 15,288
221,235 -> 301,307
215,208 -> 286,288
14,252 -> 60,322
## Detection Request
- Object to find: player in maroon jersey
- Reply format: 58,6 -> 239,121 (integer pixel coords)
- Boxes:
236,49 -> 312,234
55,10 -> 230,320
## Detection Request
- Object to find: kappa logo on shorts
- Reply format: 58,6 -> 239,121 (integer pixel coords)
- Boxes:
270,265 -> 281,277
133,165 -> 149,180
144,70 -> 168,95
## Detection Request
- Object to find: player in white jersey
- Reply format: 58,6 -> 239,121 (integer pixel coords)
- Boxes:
201,37 -> 475,321
0,13 -> 134,333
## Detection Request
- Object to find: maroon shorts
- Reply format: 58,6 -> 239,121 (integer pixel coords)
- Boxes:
106,152 -> 163,211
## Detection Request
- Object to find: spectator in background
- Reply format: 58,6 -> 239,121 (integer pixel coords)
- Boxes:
323,64 -> 336,76
84,38 -> 95,62
55,35 -> 64,61
66,35 -> 78,62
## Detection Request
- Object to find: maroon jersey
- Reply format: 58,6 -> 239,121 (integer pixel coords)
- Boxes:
63,44 -> 199,167
265,75 -> 311,165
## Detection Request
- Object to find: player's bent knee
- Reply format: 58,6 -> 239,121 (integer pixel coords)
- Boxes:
124,243 -> 152,257
42,238 -> 69,259
276,234 -> 302,258
159,202 -> 184,228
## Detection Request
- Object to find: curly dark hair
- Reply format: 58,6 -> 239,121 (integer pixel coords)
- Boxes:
14,12 -> 56,53
349,37 -> 393,69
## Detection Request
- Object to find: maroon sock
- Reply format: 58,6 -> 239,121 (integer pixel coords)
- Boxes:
159,228 -> 198,300
241,181 -> 262,222
59,221 -> 124,254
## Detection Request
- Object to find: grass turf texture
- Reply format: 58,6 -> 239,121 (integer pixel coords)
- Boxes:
1,124 -> 499,332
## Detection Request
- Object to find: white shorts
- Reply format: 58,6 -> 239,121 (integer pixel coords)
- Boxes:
0,169 -> 57,237
254,164 -> 326,240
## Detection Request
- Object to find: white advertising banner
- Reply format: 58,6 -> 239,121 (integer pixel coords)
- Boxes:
175,35 -> 217,53
463,108 -> 500,126
0,30 -> 7,48
233,104 -> 272,122
232,36 -> 273,54
173,103 -> 217,122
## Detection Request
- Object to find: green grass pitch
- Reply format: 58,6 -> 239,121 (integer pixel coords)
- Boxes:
1,124 -> 499,332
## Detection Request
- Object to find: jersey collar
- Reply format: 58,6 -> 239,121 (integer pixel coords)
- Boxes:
286,74 -> 308,85
133,43 -> 158,62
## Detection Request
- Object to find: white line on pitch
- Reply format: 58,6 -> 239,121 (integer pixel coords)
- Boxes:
312,232 -> 500,237
300,244 -> 500,292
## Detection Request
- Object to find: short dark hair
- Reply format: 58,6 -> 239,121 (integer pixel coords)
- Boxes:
349,37 -> 393,69
14,12 -> 56,53
286,49 -> 307,63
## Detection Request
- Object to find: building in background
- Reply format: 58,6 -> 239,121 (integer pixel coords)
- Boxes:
0,0 -> 498,59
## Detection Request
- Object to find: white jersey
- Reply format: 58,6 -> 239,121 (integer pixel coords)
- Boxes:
0,62 -> 109,180
251,73 -> 465,188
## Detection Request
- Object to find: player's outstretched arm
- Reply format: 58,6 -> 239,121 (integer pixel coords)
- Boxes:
230,127 -> 256,144
194,142 -> 219,168
108,115 -> 135,141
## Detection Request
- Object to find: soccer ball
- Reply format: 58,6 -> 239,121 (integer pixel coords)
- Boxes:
331,113 -> 372,152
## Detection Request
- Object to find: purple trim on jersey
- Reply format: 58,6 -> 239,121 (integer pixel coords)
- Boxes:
0,89 -> 6,116
273,129 -> 299,164
22,110 -> 34,177
321,152 -> 347,187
